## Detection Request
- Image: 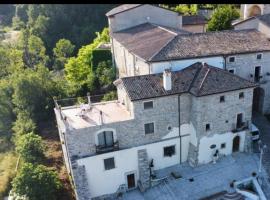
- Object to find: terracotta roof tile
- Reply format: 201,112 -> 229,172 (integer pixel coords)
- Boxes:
118,62 -> 257,101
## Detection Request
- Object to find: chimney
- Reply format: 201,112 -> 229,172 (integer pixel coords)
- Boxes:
100,111 -> 103,125
87,92 -> 91,106
163,69 -> 172,91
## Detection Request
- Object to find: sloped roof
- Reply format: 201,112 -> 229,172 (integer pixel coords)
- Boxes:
258,13 -> 270,27
232,13 -> 270,27
182,15 -> 207,25
150,29 -> 270,61
111,23 -> 189,60
106,4 -> 142,17
116,62 -> 257,101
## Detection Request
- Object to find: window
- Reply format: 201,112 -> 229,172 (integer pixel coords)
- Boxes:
257,53 -> 262,60
164,145 -> 175,157
104,157 -> 115,170
144,122 -> 154,134
98,131 -> 114,147
221,143 -> 226,149
239,92 -> 244,99
254,66 -> 261,82
144,101 -> 153,109
206,124 -> 210,131
220,96 -> 225,103
228,69 -> 235,74
229,57 -> 235,62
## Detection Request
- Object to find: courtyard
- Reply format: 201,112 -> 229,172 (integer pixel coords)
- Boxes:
122,153 -> 270,200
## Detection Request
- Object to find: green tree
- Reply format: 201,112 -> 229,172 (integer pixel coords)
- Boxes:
12,111 -> 36,137
53,39 -> 75,70
207,5 -> 240,31
12,163 -> 62,200
0,79 -> 15,137
11,66 -> 61,123
65,27 -> 109,94
15,132 -> 45,163
95,60 -> 115,88
174,4 -> 198,15
102,91 -> 117,101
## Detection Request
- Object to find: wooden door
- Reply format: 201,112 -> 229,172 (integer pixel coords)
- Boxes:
127,173 -> 136,189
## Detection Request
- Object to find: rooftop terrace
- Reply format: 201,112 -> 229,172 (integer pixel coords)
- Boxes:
57,100 -> 132,129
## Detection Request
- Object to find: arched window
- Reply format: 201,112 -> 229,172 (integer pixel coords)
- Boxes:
98,131 -> 114,147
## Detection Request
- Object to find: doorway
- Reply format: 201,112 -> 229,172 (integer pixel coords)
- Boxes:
252,87 -> 265,113
126,173 -> 136,189
233,136 -> 240,152
236,113 -> 243,129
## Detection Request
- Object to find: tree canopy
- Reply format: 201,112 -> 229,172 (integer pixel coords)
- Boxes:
15,132 -> 45,163
207,5 -> 240,31
12,163 -> 62,200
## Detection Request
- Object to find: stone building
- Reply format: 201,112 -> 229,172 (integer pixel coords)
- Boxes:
54,4 -> 270,200
109,4 -> 270,114
55,62 -> 257,199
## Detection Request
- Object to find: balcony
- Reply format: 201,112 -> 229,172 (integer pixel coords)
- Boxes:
232,122 -> 249,133
95,141 -> 119,154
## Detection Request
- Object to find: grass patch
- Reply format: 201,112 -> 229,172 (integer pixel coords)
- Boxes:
0,151 -> 18,199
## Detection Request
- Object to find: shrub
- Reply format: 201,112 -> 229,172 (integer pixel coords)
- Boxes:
12,163 -> 62,200
12,111 -> 36,137
102,91 -> 117,101
15,132 -> 45,163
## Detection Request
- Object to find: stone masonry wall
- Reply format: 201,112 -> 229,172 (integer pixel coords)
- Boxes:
191,88 -> 254,139
65,94 -> 183,158
225,51 -> 270,114
138,149 -> 150,191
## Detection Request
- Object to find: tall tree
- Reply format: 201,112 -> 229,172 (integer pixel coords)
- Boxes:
53,39 -> 75,70
12,163 -> 62,200
207,5 -> 240,31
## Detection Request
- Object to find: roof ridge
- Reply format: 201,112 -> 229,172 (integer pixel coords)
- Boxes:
188,63 -> 204,92
198,67 -> 210,91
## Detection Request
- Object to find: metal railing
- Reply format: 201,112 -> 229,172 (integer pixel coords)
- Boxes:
95,141 -> 119,154
232,121 -> 249,133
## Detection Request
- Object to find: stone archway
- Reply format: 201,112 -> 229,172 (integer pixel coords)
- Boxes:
248,5 -> 262,17
233,136 -> 240,152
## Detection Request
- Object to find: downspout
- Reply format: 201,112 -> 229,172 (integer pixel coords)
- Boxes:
223,55 -> 227,70
178,94 -> 182,164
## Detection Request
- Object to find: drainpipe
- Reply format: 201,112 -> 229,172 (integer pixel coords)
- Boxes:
223,55 -> 227,70
178,95 -> 182,164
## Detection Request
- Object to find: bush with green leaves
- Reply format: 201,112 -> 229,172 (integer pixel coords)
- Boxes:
12,163 -> 62,200
12,112 -> 36,137
102,91 -> 117,102
207,5 -> 240,31
15,132 -> 45,163
53,39 -> 75,70
96,60 -> 115,88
